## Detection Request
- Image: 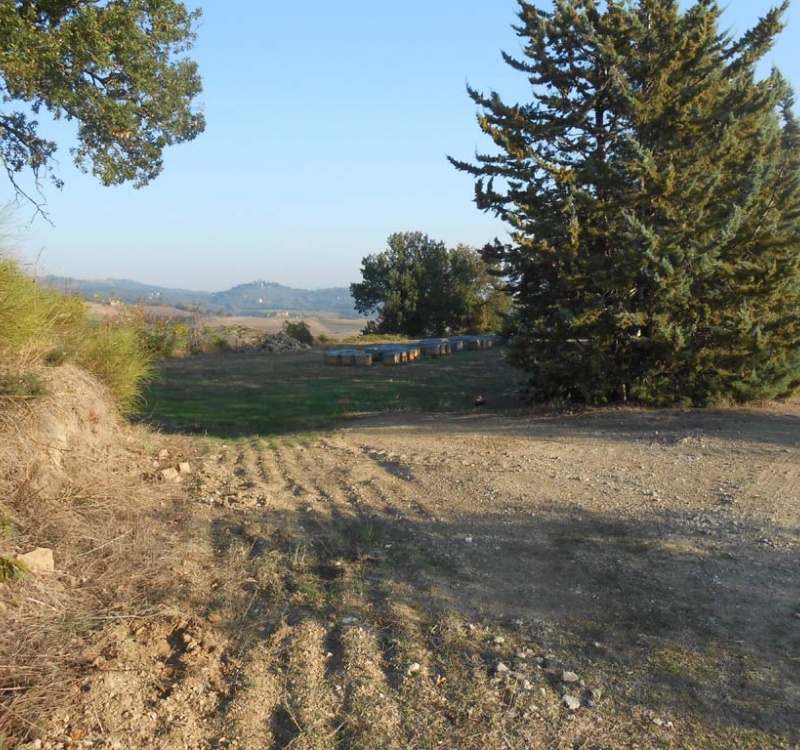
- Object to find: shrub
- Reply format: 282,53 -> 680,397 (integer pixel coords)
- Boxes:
282,319 -> 314,346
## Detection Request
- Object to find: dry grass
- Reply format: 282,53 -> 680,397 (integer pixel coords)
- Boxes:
0,366 -> 189,743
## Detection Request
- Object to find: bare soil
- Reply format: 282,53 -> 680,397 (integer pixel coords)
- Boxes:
3,377 -> 799,749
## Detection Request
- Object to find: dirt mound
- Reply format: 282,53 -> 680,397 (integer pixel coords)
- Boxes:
0,365 -> 199,745
254,331 -> 311,352
2,365 -> 122,496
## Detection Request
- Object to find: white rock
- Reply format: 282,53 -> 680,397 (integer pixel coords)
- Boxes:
178,462 -> 192,475
562,694 -> 581,710
16,547 -> 54,575
561,671 -> 580,683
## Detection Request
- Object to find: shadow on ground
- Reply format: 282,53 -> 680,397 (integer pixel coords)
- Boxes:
208,495 -> 800,745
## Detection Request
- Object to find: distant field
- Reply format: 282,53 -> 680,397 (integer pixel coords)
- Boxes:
200,314 -> 365,339
142,346 -> 518,436
86,301 -> 366,340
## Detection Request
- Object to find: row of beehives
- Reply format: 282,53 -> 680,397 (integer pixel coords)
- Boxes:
323,334 -> 505,367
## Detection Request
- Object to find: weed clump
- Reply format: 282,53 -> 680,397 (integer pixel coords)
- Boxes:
0,554 -> 29,581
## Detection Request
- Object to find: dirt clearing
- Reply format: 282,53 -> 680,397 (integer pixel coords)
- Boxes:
3,383 -> 799,749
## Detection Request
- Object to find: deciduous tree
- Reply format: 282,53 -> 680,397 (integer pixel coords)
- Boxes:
450,0 -> 800,405
351,231 -> 509,337
0,0 -> 204,209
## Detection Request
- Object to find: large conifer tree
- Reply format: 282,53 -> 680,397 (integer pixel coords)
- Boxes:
451,0 -> 800,405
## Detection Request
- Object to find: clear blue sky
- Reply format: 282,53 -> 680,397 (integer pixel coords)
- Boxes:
8,0 -> 800,291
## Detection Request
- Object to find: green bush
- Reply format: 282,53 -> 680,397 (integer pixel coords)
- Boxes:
282,320 -> 314,346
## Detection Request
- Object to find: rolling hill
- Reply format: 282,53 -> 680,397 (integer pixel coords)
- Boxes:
41,276 -> 360,317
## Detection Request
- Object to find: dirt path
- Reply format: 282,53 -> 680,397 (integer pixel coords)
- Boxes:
25,406 -> 800,750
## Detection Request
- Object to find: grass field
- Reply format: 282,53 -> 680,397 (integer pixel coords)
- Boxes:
142,346 -> 518,436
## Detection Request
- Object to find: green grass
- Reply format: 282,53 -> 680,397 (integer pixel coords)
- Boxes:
141,347 -> 517,436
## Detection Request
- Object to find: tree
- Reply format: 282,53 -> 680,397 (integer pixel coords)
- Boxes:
450,0 -> 800,405
282,319 -> 314,346
350,231 -> 509,337
0,0 -> 204,209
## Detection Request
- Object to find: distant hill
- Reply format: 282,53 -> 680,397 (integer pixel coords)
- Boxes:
41,276 -> 360,318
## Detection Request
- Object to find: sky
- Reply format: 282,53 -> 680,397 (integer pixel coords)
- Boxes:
7,0 -> 800,291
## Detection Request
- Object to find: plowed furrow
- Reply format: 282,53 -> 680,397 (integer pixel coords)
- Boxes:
231,440 -> 272,503
277,621 -> 342,750
284,440 -> 367,506
270,444 -> 320,502
225,625 -> 291,748
246,437 -> 281,486
340,625 -> 403,750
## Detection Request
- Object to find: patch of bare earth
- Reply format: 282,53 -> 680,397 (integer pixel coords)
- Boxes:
3,376 -> 799,749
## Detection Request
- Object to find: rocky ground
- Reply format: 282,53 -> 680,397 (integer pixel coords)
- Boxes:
3,379 -> 799,749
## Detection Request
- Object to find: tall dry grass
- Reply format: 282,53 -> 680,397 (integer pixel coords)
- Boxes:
0,364 -> 195,744
0,254 -> 154,414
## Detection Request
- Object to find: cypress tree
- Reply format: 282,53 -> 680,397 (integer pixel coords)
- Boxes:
451,0 -> 800,405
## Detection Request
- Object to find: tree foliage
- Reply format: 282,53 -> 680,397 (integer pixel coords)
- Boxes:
450,0 -> 800,405
0,0 -> 204,207
350,231 -> 510,337
282,319 -> 314,346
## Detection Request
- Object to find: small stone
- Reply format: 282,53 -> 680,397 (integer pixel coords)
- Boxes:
16,547 -> 55,575
562,694 -> 581,710
406,662 -> 422,676
207,613 -> 222,623
496,662 -> 510,674
561,671 -> 580,683
493,636 -> 506,645
161,467 -> 181,483
159,448 -> 170,459
178,462 -> 192,475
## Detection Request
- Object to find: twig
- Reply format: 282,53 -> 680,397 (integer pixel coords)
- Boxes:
22,597 -> 61,612
77,529 -> 134,557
